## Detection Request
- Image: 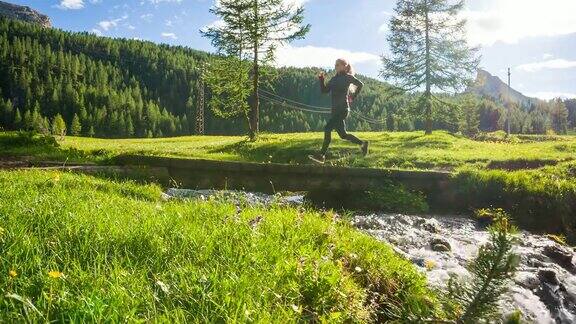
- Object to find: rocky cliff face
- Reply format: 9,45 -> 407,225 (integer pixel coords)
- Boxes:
0,1 -> 51,28
468,69 -> 540,107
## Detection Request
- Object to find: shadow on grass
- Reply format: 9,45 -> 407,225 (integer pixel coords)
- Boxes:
395,133 -> 453,150
0,131 -> 108,163
207,137 -> 322,164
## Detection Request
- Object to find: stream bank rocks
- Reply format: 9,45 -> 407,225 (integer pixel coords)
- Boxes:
430,238 -> 452,252
543,245 -> 576,274
351,213 -> 576,323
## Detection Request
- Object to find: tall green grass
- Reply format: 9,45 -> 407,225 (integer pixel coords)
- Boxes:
0,170 -> 439,322
451,162 -> 576,242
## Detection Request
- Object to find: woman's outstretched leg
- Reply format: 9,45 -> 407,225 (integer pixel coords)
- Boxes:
320,115 -> 338,155
321,129 -> 332,155
335,117 -> 369,156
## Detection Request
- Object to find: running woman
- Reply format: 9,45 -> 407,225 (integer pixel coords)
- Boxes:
310,58 -> 369,163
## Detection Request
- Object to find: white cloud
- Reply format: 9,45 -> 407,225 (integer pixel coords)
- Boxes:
378,24 -> 388,34
542,53 -> 554,60
516,59 -> 576,73
140,13 -> 154,22
275,45 -> 380,69
149,0 -> 182,4
57,0 -> 84,10
464,0 -> 576,46
161,32 -> 178,40
96,16 -> 128,32
284,0 -> 310,6
98,20 -> 117,31
525,92 -> 576,100
90,28 -> 102,36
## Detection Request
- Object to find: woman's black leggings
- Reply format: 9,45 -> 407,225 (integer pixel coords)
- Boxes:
321,109 -> 363,154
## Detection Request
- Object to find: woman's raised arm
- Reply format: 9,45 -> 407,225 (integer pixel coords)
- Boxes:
319,72 -> 331,93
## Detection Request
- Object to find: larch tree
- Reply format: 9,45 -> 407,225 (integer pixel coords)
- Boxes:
202,0 -> 310,139
550,98 -> 569,134
52,113 -> 67,138
70,113 -> 82,136
381,0 -> 480,134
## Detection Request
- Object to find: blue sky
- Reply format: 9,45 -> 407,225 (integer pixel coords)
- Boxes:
11,0 -> 576,99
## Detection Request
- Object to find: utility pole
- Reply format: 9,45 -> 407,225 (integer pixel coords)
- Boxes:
507,67 -> 511,135
195,70 -> 205,135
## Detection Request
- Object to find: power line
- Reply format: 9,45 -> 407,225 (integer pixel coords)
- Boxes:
259,93 -> 331,114
259,88 -> 331,111
260,92 -> 387,126
350,110 -> 387,125
507,67 -> 511,136
259,90 -> 386,124
195,76 -> 205,135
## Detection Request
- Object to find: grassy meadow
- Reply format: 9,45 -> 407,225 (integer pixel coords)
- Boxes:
0,170 -> 439,322
1,130 -> 574,171
59,131 -> 576,170
1,129 -> 575,239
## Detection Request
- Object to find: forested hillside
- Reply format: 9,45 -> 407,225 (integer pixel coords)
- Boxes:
0,18 -> 407,137
0,18 -> 574,137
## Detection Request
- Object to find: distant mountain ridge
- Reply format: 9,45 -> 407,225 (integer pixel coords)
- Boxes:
0,1 -> 51,28
468,69 -> 540,107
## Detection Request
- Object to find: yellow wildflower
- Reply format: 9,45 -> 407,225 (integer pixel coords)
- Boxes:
424,259 -> 436,271
53,174 -> 61,182
9,270 -> 17,278
48,270 -> 64,279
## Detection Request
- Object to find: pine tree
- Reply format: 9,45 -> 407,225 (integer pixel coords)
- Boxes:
550,98 -> 569,134
126,116 -> 134,137
52,113 -> 67,137
118,113 -> 126,137
381,0 -> 480,134
88,125 -> 95,137
70,113 -> 82,136
202,0 -> 310,139
41,117 -> 51,135
13,108 -> 22,128
181,114 -> 189,134
203,57 -> 252,122
0,98 -> 7,127
447,210 -> 519,322
31,103 -> 44,133
460,95 -> 480,137
23,109 -> 33,130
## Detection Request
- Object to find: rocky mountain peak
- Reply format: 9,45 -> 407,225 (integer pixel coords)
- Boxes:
0,1 -> 51,28
469,69 -> 540,107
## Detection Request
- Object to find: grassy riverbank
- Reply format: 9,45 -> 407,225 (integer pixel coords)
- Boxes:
0,170 -> 439,322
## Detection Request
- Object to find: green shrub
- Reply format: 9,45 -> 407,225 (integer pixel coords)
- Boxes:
0,131 -> 58,149
452,165 -> 576,243
306,181 -> 429,214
